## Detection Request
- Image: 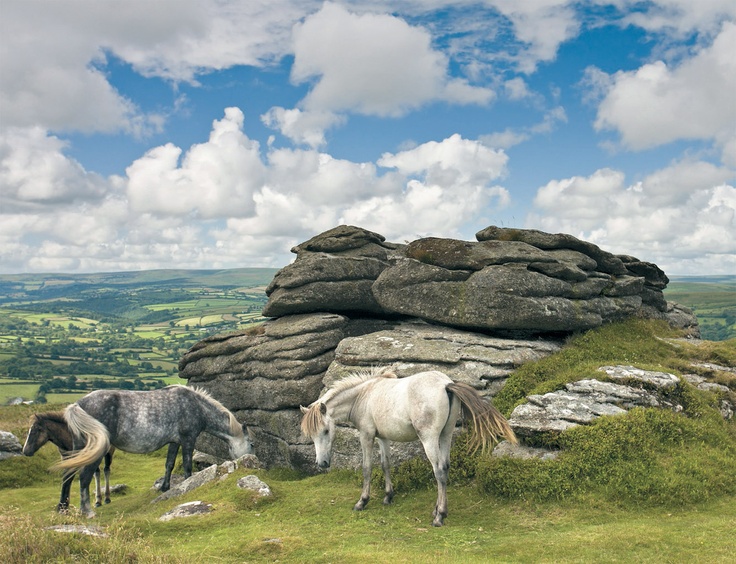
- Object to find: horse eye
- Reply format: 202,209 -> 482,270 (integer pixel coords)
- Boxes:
322,429 -> 329,436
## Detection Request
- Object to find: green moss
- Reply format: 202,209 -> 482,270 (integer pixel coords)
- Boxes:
476,408 -> 736,506
493,319 -> 681,414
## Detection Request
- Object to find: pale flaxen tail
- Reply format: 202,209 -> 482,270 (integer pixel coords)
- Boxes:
446,382 -> 518,453
51,403 -> 110,472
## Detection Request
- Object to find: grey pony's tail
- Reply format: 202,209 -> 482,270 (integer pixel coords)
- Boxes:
51,404 -> 110,472
446,382 -> 518,453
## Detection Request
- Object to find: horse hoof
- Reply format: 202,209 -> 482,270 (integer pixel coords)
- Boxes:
382,495 -> 394,505
95,502 -> 102,507
105,499 -> 111,504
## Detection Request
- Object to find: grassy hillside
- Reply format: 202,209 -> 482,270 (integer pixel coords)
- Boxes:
1,319 -> 734,562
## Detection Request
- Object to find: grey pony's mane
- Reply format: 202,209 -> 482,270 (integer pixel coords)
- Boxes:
174,385 -> 242,437
300,366 -> 397,436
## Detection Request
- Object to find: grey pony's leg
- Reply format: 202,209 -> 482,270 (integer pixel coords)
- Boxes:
376,437 -> 394,505
94,465 -> 102,507
103,450 -> 112,504
353,432 -> 375,511
161,443 -> 180,492
180,437 -> 196,479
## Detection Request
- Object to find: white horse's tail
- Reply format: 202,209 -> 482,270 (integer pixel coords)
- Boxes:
447,382 -> 518,453
51,404 -> 110,472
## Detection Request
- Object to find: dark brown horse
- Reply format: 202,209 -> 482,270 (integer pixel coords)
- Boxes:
22,411 -> 115,513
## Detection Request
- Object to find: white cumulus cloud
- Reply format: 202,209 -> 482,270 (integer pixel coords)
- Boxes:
126,108 -> 266,218
592,21 -> 736,162
528,160 -> 736,274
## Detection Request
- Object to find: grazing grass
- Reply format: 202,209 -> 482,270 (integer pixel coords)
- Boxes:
1,321 -> 735,562
1,450 -> 734,563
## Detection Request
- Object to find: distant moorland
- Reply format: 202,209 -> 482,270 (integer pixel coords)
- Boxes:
0,268 -> 278,404
665,275 -> 736,342
0,269 -> 732,405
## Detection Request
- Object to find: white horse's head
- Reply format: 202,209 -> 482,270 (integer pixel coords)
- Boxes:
301,402 -> 335,469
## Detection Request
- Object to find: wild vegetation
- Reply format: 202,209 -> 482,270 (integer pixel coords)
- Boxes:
1,318 -> 734,562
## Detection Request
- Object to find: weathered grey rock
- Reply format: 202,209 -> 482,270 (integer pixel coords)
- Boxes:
0,431 -> 22,460
326,320 -> 562,397
180,312 -> 406,469
598,365 -> 680,389
507,368 -> 686,440
159,501 -> 213,521
152,474 -> 186,491
475,226 -> 629,276
152,465 -> 218,503
237,475 -> 272,497
261,225 -> 692,336
492,441 -> 560,461
263,226 -> 398,318
372,263 -> 644,333
682,366 -> 736,420
45,525 -> 109,537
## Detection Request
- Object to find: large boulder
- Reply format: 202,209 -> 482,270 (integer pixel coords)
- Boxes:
180,315 -> 561,471
180,225 -> 700,472
263,225 -> 697,336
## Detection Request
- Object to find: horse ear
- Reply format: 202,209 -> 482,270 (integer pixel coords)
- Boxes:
300,405 -> 308,414
319,403 -> 327,415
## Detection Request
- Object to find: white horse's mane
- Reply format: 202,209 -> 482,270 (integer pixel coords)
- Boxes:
320,366 -> 397,403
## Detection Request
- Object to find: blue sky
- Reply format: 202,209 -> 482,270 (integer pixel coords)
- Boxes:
1,1 -> 734,275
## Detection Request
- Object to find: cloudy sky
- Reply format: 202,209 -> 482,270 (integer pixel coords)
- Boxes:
1,1 -> 734,275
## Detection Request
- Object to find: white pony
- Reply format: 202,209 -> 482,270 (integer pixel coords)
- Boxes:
301,367 -> 517,526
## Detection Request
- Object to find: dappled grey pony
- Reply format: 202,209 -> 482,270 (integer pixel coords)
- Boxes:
54,385 -> 253,517
23,411 -> 115,512
301,367 -> 518,527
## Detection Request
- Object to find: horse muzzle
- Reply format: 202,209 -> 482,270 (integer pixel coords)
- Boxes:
318,459 -> 331,469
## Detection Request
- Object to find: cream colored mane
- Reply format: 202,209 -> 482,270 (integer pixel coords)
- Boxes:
322,366 -> 397,403
300,366 -> 397,436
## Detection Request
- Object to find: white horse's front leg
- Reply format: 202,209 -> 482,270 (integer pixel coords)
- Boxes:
376,437 -> 394,505
354,433 -> 375,511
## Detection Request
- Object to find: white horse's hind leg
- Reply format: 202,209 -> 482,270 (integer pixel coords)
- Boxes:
425,440 -> 449,526
354,432 -> 375,511
420,425 -> 452,527
377,437 -> 394,505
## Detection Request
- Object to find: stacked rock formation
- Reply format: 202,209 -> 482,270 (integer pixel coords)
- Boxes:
179,225 -> 698,471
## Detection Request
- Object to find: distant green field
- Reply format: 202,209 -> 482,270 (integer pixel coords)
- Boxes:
665,276 -> 736,341
0,268 -> 274,404
0,382 -> 38,404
